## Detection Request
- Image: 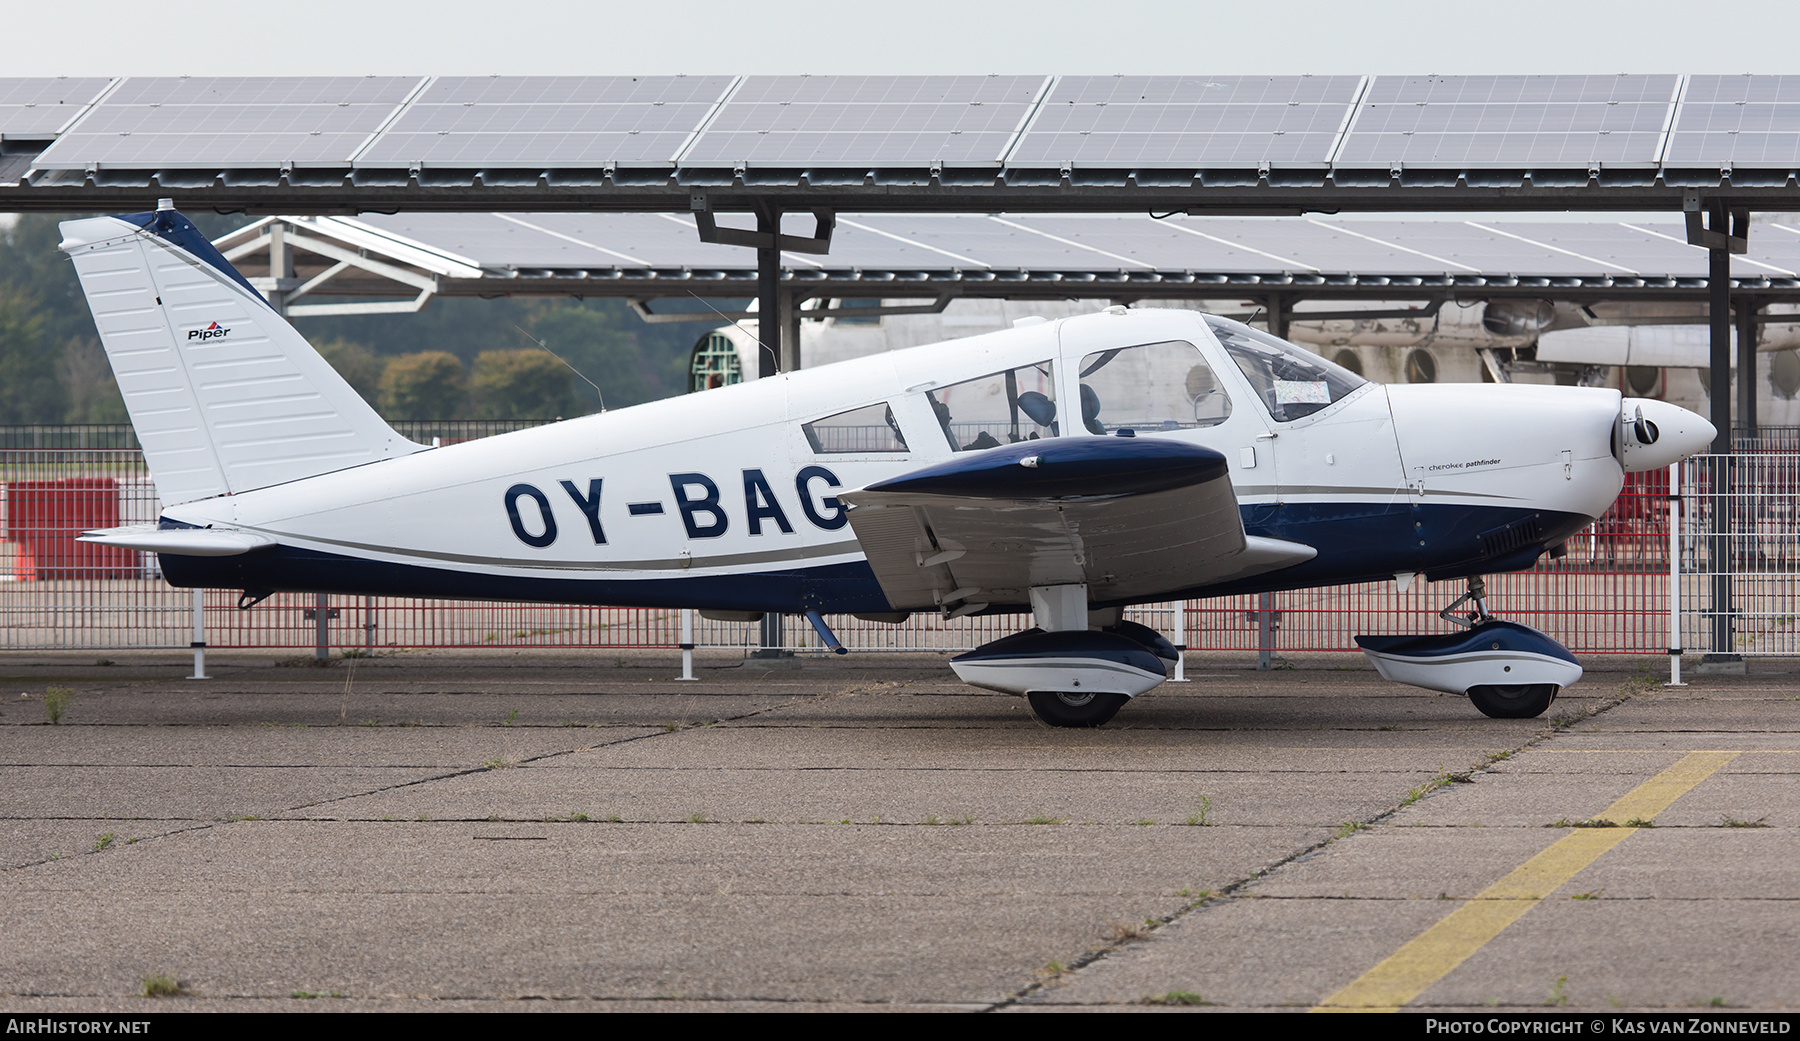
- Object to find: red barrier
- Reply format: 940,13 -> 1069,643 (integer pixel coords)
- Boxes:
4,479 -> 136,580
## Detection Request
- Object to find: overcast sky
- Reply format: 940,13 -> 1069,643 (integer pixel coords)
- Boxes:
10,1 -> 1799,77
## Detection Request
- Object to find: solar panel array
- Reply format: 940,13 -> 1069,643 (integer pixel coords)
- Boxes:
15,73 -> 1800,176
341,211 -> 1797,281
0,78 -> 113,137
1664,75 -> 1800,167
355,76 -> 736,168
1336,75 -> 1679,167
1010,76 -> 1363,167
680,75 -> 1048,166
33,77 -> 422,168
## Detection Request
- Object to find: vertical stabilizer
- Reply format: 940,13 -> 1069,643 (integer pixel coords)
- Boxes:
59,206 -> 425,507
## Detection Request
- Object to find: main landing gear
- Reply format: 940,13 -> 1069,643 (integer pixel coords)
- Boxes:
948,585 -> 1176,728
1354,576 -> 1583,719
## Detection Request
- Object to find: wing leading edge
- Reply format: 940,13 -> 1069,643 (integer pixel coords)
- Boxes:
840,438 -> 1315,616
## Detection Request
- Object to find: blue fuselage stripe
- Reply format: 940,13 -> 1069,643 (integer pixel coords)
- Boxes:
158,501 -> 1594,614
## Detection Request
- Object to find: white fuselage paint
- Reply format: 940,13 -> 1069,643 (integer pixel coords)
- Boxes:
160,309 -> 1642,605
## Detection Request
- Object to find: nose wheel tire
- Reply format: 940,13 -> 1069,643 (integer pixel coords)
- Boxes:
1468,683 -> 1558,719
1027,691 -> 1129,728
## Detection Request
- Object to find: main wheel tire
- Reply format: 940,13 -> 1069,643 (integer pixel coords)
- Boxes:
1468,683 -> 1558,719
1027,691 -> 1129,728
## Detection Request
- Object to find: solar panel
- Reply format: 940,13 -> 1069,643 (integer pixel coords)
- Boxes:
679,76 -> 1047,166
356,76 -> 736,168
838,215 -> 1094,269
1336,75 -> 1678,167
0,78 -> 112,137
1008,76 -> 1362,167
1005,215 -> 1264,269
32,76 -> 421,169
322,212 -> 1800,284
1665,76 -> 1800,165
1184,219 -> 1422,274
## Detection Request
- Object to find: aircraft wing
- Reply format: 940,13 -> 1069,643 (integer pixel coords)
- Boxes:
840,439 -> 1315,615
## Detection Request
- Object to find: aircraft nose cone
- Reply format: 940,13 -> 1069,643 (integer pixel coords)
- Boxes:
1618,398 -> 1717,471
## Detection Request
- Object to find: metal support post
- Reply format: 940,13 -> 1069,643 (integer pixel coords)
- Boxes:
1705,214 -> 1738,665
188,587 -> 208,680
1737,300 -> 1760,438
1256,591 -> 1276,670
315,593 -> 330,660
778,289 -> 802,372
267,220 -> 294,315
756,208 -> 781,379
751,612 -> 789,659
1266,293 -> 1292,340
676,608 -> 697,681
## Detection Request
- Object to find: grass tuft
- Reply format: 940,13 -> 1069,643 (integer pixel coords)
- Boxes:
1721,816 -> 1770,828
141,974 -> 184,998
1183,796 -> 1214,827
94,833 -> 114,852
43,686 -> 73,724
1142,990 -> 1214,1006
1546,974 -> 1569,1007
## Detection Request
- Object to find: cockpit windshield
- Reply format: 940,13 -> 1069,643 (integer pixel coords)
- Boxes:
1205,316 -> 1367,423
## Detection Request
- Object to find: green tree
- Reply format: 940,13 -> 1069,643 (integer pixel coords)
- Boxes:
0,284 -> 67,423
313,338 -> 384,408
471,350 -> 577,420
528,304 -> 653,410
378,351 -> 467,420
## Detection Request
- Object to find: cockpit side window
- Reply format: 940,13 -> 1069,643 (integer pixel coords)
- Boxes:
926,361 -> 1058,451
802,402 -> 909,454
1077,340 -> 1232,435
1205,316 -> 1367,423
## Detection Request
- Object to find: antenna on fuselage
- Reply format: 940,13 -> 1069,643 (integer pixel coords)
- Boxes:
685,291 -> 779,374
511,325 -> 607,412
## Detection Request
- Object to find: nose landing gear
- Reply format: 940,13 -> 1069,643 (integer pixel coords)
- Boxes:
1355,575 -> 1582,719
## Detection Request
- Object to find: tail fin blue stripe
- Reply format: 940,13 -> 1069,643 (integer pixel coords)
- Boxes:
117,209 -> 270,306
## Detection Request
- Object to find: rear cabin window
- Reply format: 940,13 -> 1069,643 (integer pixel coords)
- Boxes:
925,362 -> 1058,451
1077,340 -> 1232,435
802,402 -> 909,454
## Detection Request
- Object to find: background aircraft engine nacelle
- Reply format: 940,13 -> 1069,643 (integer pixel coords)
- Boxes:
950,629 -> 1168,698
1615,397 -> 1716,472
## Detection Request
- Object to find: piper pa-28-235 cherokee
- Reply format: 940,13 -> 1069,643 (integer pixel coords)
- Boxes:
60,204 -> 1714,727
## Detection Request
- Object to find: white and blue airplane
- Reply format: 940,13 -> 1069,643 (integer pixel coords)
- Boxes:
60,204 -> 1714,727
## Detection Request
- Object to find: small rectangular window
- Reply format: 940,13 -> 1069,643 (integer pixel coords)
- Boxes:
802,402 -> 909,454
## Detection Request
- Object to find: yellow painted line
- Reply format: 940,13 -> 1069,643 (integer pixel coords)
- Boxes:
1311,750 -> 1740,1013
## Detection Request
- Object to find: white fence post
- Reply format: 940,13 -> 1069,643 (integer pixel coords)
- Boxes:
1170,600 -> 1188,682
676,608 -> 697,681
188,587 -> 207,680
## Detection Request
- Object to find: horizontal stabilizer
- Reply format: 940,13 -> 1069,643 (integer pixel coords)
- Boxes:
78,525 -> 275,557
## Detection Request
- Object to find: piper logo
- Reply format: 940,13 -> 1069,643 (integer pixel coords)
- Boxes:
188,322 -> 230,342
